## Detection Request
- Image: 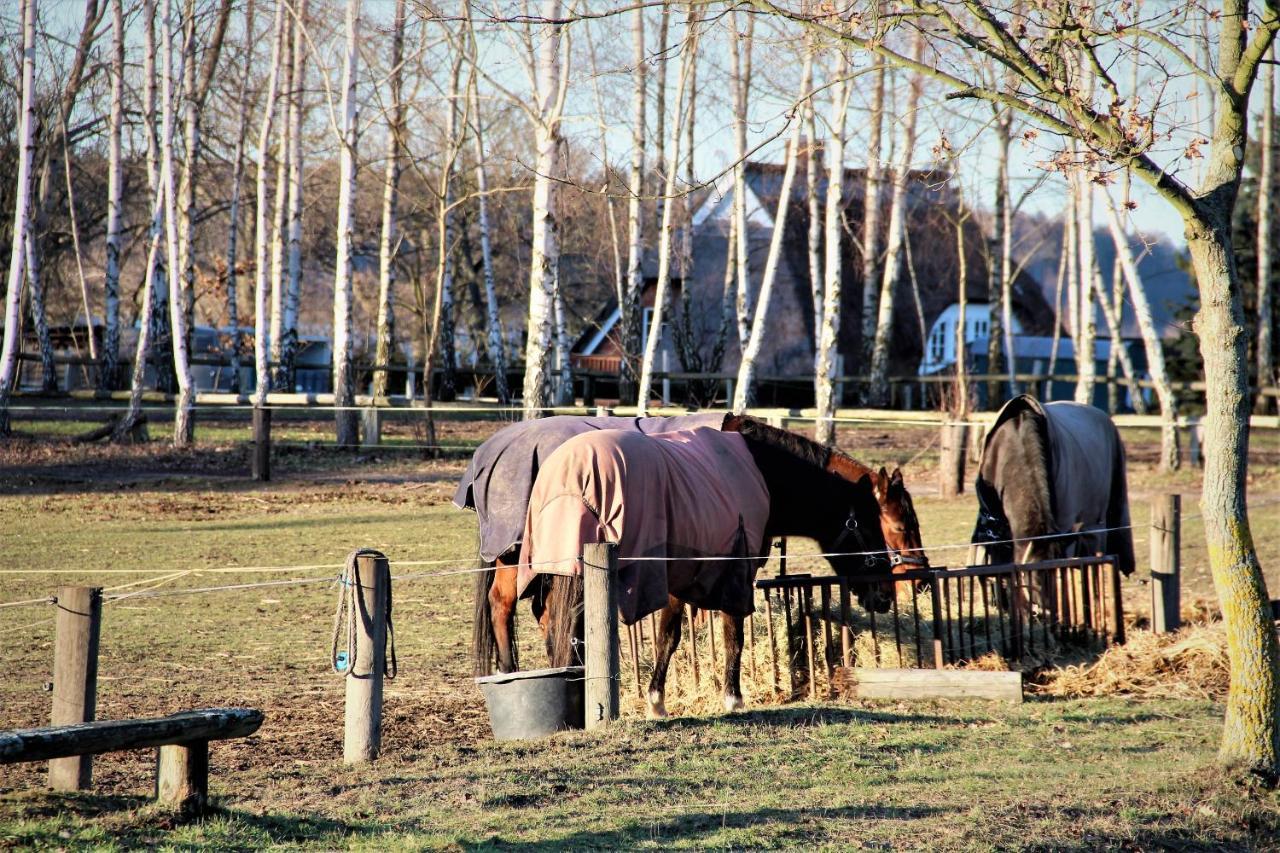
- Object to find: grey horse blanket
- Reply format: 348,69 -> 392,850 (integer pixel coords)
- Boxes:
517,427 -> 771,623
453,413 -> 726,562
974,395 -> 1135,573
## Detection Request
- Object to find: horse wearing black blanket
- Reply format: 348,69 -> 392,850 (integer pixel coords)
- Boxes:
972,394 -> 1135,576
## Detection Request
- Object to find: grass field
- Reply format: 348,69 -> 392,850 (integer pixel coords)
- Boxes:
2,414 -> 1280,848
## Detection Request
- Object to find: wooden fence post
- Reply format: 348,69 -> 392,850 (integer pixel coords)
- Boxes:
344,551 -> 390,764
1150,493 -> 1181,634
582,542 -> 620,731
595,405 -> 614,418
1187,418 -> 1203,468
156,741 -> 209,814
49,586 -> 102,791
252,406 -> 271,482
361,407 -> 381,448
939,422 -> 968,498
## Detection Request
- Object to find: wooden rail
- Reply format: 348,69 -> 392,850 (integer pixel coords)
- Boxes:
0,708 -> 264,814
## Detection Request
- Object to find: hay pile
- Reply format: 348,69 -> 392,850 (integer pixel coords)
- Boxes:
1033,624 -> 1230,700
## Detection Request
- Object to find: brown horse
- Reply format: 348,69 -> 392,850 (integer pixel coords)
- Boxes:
466,415 -> 929,678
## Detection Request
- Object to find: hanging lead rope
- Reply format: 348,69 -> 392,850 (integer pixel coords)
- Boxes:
331,549 -> 397,679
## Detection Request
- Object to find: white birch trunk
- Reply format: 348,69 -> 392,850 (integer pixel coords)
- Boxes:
373,0 -> 406,401
804,29 -> 822,351
734,118 -> 804,413
869,43 -> 923,406
1258,48 -> 1276,414
161,0 -> 196,445
731,11 -> 755,352
814,47 -> 850,445
520,1 -> 565,418
252,1 -> 286,406
1090,258 -> 1146,415
1103,193 -> 1180,469
986,116 -> 1010,408
638,12 -> 699,415
955,211 -> 970,418
267,17 -> 292,385
100,0 -> 125,392
1046,209 -> 1069,399
468,42 -> 507,403
619,7 -> 645,403
223,0 -> 255,394
858,62 -> 887,376
1074,172 -> 1098,405
0,0 -> 37,431
278,0 -> 307,391
332,0 -> 361,444
144,0 -> 174,394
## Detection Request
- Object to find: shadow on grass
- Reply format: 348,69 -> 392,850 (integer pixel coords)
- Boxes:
650,705 -> 961,730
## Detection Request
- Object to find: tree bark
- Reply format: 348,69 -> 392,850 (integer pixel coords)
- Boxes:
619,7 -> 645,405
1258,46 -> 1276,415
869,39 -> 924,406
520,0 -> 565,418
0,0 -> 38,433
1074,171 -> 1098,406
804,24 -> 822,354
814,46 -> 850,445
986,114 -> 1010,409
252,1 -> 286,408
278,0 -> 307,392
99,0 -> 125,392
858,61 -> 887,384
222,0 -> 256,395
332,0 -> 361,445
373,0 -> 406,401
732,10 -> 755,353
267,16 -> 293,388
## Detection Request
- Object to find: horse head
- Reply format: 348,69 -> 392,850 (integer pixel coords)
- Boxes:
821,472 -> 895,614
870,466 -> 929,571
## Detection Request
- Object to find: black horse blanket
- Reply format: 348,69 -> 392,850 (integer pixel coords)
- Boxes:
454,413 -> 726,562
973,395 -> 1135,574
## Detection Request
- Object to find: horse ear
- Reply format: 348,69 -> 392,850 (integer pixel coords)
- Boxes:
869,470 -> 885,500
890,467 -> 904,485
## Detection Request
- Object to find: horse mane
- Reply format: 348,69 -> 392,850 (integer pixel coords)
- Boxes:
722,414 -> 833,470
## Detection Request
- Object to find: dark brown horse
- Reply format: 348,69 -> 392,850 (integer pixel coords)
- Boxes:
463,414 -> 928,677
525,419 -> 891,717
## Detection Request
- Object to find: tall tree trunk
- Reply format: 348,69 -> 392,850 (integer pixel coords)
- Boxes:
428,56 -> 464,406
278,0 -> 307,392
986,113 -> 1011,408
734,117 -> 804,412
814,46 -> 850,445
1074,171 -> 1098,405
1258,47 -> 1276,415
161,0 -> 197,445
520,0 -> 565,418
467,19 -> 508,403
332,0 -> 361,444
1103,194 -> 1180,469
618,7 -> 645,405
100,0 -> 125,392
638,11 -> 699,415
731,10 -> 755,353
373,0 -> 406,401
858,61 -> 887,387
954,208 -> 970,418
223,0 -> 255,394
0,0 -> 38,433
253,0 -> 287,406
869,39 -> 924,406
1090,257 -> 1145,414
267,16 -> 293,387
804,25 -> 822,355
1046,205 -> 1069,400
144,0 -> 174,395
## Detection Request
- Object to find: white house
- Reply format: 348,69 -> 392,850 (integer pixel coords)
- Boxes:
919,303 -> 1022,375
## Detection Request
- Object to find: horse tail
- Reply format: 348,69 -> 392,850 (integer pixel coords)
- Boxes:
545,573 -> 584,668
472,529 -> 499,676
1106,429 -> 1137,576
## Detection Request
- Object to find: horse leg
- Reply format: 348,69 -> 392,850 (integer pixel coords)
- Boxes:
645,597 -> 685,719
488,560 -> 519,673
722,612 -> 746,712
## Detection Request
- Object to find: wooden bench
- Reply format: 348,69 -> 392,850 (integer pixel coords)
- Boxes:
0,708 -> 264,814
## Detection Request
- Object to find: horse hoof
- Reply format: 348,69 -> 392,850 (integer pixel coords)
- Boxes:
646,690 -> 668,719
723,695 -> 745,713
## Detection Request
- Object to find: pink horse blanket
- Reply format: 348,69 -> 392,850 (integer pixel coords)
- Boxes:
517,427 -> 771,624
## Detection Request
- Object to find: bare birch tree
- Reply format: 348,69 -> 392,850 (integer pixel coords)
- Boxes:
1259,45 -> 1276,414
99,0 -> 126,392
278,0 -> 307,390
332,0 -> 361,444
223,0 -> 256,394
520,0 -> 568,418
868,36 -> 924,405
814,42 -> 851,445
618,7 -> 645,404
374,0 -> 407,400
0,0 -> 38,434
731,11 -> 756,352
252,1 -> 287,407
858,61 -> 886,381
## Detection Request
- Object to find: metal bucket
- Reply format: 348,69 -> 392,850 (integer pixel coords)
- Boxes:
475,666 -> 585,740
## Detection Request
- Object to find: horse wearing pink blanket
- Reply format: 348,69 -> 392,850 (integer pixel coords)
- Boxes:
518,427 -> 771,625
519,423 -> 889,717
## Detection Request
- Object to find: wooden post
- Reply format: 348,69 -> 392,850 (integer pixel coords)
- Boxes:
582,542 -> 620,731
344,551 -> 389,764
939,422 -> 968,498
839,580 -> 853,668
595,405 -> 613,418
1109,562 -> 1126,645
252,406 -> 271,482
361,407 -> 381,448
929,574 -> 945,670
1151,493 -> 1181,634
49,586 -> 102,791
661,351 -> 671,407
1187,417 -> 1203,467
155,741 -> 209,814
